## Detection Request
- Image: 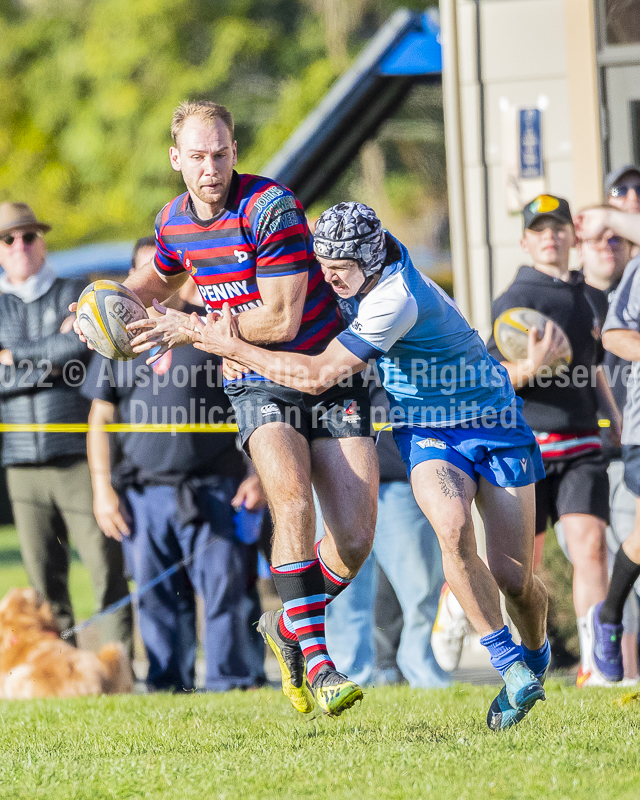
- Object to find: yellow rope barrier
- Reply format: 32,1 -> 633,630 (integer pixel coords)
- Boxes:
0,421 -> 612,432
0,422 -> 392,433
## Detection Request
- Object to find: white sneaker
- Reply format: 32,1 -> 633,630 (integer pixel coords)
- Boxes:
576,666 -> 639,688
431,583 -> 469,672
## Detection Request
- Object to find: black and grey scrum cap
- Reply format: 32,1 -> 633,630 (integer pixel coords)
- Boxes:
313,202 -> 387,277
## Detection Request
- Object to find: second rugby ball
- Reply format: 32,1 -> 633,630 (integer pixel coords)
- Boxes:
493,307 -> 572,374
76,280 -> 148,360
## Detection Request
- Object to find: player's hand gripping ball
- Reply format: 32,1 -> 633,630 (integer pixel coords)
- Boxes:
76,280 -> 148,360
493,307 -> 572,375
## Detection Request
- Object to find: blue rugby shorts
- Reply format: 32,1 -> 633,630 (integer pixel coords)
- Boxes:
393,399 -> 545,488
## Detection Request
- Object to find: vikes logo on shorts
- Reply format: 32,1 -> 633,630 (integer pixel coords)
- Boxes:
261,404 -> 279,416
416,438 -> 447,450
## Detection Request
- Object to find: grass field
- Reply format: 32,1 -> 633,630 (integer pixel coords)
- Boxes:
1,682 -> 639,800
1,523 -> 638,799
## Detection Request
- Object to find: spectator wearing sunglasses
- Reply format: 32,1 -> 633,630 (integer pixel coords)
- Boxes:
576,165 -> 640,250
573,227 -> 639,683
606,165 -> 640,215
0,202 -> 132,653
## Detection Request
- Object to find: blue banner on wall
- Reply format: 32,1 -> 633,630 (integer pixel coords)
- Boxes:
519,109 -> 543,179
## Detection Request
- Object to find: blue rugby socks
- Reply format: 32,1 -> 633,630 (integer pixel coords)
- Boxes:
480,626 -> 524,676
522,639 -> 551,680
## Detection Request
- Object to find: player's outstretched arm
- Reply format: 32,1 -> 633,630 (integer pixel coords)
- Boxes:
235,272 -> 308,345
180,303 -> 366,394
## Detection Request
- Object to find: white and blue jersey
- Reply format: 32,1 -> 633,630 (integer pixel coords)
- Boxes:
337,236 -> 545,487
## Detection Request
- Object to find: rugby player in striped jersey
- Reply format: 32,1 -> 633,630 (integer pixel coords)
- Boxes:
73,102 -> 379,717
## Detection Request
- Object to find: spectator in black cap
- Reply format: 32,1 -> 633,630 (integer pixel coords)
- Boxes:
486,194 -> 620,686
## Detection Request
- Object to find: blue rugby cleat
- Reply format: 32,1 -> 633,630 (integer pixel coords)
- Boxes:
487,660 -> 546,731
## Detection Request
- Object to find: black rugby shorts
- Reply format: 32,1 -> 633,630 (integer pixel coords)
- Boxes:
534,450 -> 610,534
225,374 -> 372,451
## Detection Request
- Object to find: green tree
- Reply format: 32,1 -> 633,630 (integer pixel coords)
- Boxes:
0,0 -> 439,250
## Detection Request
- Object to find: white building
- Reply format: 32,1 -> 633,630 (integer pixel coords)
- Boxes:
442,0 -> 640,330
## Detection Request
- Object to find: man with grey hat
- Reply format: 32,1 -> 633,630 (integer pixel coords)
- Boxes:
0,202 -> 132,651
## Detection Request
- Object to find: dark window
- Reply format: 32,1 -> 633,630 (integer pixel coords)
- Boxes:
606,0 -> 640,44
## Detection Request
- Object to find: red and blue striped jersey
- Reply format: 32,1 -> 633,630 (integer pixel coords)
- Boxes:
154,172 -> 341,357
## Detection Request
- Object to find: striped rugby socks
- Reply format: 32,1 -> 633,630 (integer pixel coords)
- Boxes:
315,538 -> 353,605
271,559 -> 335,682
278,539 -> 353,635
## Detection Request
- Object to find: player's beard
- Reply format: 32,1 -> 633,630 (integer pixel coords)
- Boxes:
189,177 -> 232,216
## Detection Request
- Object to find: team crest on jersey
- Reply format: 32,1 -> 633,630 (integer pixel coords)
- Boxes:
185,256 -> 197,276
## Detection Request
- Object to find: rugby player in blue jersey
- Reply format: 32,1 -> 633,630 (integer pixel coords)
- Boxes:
72,102 -> 379,718
183,202 -> 552,730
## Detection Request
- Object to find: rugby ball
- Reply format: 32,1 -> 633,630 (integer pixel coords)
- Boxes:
76,280 -> 148,360
493,307 -> 572,374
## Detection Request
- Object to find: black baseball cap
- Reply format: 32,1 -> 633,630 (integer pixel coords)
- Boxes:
522,194 -> 573,229
604,164 -> 640,196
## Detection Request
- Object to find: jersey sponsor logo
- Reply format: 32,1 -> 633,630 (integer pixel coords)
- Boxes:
254,186 -> 284,211
261,210 -> 300,237
256,196 -> 299,239
199,280 -> 251,303
416,438 -> 447,450
234,249 -> 249,263
261,403 -> 279,415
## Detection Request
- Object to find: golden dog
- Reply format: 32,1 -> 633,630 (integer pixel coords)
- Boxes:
0,588 -> 132,698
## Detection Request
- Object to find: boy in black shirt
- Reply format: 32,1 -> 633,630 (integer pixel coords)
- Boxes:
487,195 -> 620,685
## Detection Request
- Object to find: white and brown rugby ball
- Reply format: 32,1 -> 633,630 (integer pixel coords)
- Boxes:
493,307 -> 573,375
76,280 -> 147,360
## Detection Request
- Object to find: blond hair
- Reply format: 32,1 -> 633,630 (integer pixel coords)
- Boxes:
170,101 -> 234,144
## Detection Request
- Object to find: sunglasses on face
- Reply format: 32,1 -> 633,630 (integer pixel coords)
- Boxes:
583,234 -> 625,249
609,183 -> 640,198
0,231 -> 40,246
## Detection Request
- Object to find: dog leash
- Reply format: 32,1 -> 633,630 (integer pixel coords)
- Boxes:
59,504 -> 264,640
60,550 -> 197,640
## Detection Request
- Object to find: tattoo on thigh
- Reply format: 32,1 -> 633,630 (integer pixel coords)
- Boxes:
436,466 -> 466,499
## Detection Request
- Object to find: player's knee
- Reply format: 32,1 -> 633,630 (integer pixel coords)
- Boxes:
435,512 -> 475,558
333,532 -> 373,572
576,526 -> 607,564
496,570 -> 531,602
